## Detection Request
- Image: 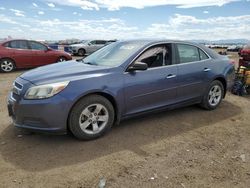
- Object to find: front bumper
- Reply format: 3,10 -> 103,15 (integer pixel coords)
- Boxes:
7,92 -> 71,134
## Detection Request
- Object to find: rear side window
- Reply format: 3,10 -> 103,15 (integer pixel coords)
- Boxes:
29,41 -> 47,51
177,44 -> 200,63
8,40 -> 29,49
199,49 -> 209,60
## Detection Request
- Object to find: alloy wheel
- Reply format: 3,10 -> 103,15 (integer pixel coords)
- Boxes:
208,85 -> 222,106
78,103 -> 109,135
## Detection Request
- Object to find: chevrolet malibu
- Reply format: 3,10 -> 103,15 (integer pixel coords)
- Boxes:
7,40 -> 235,140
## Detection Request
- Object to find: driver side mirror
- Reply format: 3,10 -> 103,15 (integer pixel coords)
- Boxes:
127,62 -> 148,72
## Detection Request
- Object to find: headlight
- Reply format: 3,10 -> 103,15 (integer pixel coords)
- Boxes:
24,81 -> 69,99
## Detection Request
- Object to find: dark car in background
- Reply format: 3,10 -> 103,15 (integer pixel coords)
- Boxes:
0,39 -> 72,72
239,44 -> 250,68
7,40 -> 235,140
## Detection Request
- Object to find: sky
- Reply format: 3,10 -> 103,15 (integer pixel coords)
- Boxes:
0,0 -> 250,41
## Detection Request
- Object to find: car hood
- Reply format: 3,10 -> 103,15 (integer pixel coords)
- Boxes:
20,60 -> 112,85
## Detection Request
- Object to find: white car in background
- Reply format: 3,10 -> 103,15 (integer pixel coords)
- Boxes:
69,40 -> 111,56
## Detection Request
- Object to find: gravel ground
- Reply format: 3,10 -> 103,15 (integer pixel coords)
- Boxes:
0,53 -> 249,187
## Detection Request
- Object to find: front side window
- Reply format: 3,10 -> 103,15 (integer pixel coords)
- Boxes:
177,44 -> 200,64
136,44 -> 172,68
8,40 -> 29,49
29,41 -> 47,51
199,49 -> 209,60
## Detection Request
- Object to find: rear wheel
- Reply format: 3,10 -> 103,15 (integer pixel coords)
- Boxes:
78,49 -> 85,56
200,80 -> 224,110
0,59 -> 15,72
69,95 -> 115,140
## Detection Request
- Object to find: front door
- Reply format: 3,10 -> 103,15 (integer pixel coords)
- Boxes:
124,43 -> 178,115
28,41 -> 55,66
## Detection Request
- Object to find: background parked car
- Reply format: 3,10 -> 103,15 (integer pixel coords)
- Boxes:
0,39 -> 72,72
69,40 -> 116,56
239,44 -> 250,68
227,45 -> 242,52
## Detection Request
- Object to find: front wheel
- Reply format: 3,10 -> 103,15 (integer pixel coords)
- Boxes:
69,95 -> 115,140
78,49 -> 85,56
57,56 -> 67,62
200,80 -> 224,110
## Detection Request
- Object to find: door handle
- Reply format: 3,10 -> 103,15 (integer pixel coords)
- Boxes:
204,68 -> 211,72
166,74 -> 176,79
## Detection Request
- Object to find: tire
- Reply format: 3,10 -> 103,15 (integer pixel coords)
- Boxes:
200,80 -> 224,110
78,49 -> 85,56
69,95 -> 115,140
57,56 -> 66,62
0,58 -> 15,72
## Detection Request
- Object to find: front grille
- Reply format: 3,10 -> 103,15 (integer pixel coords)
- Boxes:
14,81 -> 23,90
12,81 -> 23,96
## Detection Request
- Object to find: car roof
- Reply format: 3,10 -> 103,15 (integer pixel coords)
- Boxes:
0,39 -> 29,45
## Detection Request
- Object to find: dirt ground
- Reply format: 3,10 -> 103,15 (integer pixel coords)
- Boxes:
0,53 -> 250,188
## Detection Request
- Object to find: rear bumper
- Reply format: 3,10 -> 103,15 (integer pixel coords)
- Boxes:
7,92 -> 71,134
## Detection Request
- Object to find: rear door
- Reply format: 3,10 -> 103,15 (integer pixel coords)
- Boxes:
87,40 -> 98,53
175,43 -> 210,102
5,40 -> 32,67
124,43 -> 178,115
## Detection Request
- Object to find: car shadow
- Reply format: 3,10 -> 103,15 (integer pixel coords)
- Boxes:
0,101 -> 241,172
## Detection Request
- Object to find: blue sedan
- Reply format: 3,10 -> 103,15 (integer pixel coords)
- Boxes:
7,40 -> 235,140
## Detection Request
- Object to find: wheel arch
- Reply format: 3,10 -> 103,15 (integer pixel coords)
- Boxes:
213,76 -> 227,98
57,56 -> 67,62
67,91 -> 120,132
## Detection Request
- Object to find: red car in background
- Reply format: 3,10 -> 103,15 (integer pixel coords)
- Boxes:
239,44 -> 250,68
0,39 -> 72,72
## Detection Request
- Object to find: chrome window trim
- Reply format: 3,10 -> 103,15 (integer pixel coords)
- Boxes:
124,41 -> 212,72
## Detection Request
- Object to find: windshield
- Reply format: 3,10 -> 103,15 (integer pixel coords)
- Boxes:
81,40 -> 89,44
82,41 -> 147,67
